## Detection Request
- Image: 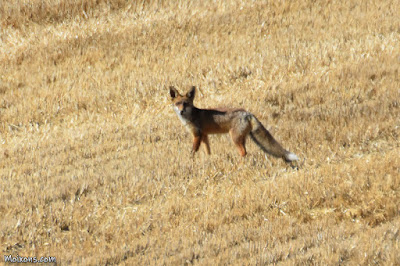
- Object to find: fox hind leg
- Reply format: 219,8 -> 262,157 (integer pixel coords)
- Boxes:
235,138 -> 247,157
236,139 -> 247,157
230,130 -> 247,157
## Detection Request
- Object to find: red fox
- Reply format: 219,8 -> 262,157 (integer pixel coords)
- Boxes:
169,86 -> 299,162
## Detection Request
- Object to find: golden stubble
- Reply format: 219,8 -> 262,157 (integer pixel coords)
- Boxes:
0,0 -> 399,264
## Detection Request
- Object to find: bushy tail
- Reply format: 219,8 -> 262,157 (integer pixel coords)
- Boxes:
249,115 -> 299,162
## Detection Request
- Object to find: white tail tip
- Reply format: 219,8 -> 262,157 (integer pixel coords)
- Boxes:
285,152 -> 299,162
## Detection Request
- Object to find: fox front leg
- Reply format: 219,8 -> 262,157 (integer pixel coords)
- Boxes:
192,135 -> 202,156
202,134 -> 211,155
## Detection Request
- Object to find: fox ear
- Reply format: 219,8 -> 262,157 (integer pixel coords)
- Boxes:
169,86 -> 179,99
186,86 -> 196,99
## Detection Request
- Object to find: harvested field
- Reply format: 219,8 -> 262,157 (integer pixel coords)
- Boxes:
1,0 -> 399,264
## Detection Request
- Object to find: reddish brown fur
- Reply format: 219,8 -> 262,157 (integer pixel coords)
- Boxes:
169,86 -> 298,162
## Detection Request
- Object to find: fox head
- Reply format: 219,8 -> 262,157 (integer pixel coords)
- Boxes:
169,86 -> 196,120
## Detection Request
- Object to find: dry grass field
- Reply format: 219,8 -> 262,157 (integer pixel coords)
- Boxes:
1,0 -> 399,264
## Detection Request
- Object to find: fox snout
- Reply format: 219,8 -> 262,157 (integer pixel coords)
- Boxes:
173,105 -> 186,116
174,105 -> 184,113
175,103 -> 191,114
179,107 -> 191,117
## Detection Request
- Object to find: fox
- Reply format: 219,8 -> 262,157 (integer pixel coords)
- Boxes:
169,86 -> 299,162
